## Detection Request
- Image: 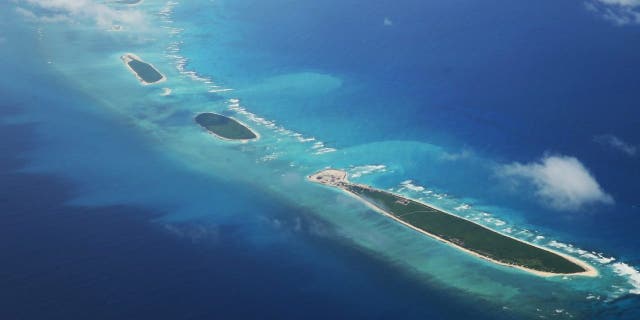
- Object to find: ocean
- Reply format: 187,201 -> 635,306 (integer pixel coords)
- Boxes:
1,0 -> 639,319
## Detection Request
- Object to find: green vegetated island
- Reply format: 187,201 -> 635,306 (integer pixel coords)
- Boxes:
121,53 -> 165,85
195,112 -> 259,142
309,169 -> 598,277
120,53 -> 260,143
118,52 -> 595,277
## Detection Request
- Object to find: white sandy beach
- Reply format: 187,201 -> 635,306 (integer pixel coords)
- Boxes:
195,112 -> 260,143
308,169 -> 598,278
120,53 -> 167,85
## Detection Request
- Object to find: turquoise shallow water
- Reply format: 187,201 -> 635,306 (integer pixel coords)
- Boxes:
2,0 -> 640,318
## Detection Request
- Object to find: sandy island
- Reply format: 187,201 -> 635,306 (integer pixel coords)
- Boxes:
121,53 -> 166,85
308,169 -> 598,278
195,112 -> 260,143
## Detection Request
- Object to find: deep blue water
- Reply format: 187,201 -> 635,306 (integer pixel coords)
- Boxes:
0,110 -> 505,320
2,0 -> 640,318
0,60 -> 504,319
181,0 -> 640,258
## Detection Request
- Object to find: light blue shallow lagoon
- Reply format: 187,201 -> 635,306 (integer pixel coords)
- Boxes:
1,1 -> 639,319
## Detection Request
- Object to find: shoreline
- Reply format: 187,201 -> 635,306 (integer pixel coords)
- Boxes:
111,0 -> 145,6
120,53 -> 167,85
194,112 -> 260,143
308,169 -> 598,278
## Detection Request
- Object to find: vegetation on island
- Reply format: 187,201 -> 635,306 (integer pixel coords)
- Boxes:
195,113 -> 258,141
344,184 -> 587,274
126,58 -> 164,84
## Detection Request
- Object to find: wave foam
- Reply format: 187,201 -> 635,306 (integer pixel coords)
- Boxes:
349,165 -> 387,178
158,0 -> 338,161
158,5 -> 636,296
485,217 -> 506,227
393,178 -> 627,278
314,147 -> 337,155
160,2 -> 233,94
611,262 -> 640,294
227,99 -> 337,155
161,87 -> 172,96
582,253 -> 615,264
400,180 -> 425,192
258,152 -> 280,162
547,240 -> 619,266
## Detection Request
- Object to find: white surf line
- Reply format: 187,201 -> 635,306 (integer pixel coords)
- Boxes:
158,1 -> 337,157
347,165 -> 389,179
227,99 -> 337,155
159,1 -> 233,93
392,177 -> 640,293
362,190 -> 598,277
153,0 -> 640,295
209,88 -> 233,93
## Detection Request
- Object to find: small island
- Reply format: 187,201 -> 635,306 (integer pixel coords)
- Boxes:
121,53 -> 166,85
195,112 -> 259,142
112,0 -> 143,5
309,169 -> 598,277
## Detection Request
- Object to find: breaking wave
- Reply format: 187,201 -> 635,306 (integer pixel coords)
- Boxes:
227,99 -> 337,155
159,1 -> 336,157
155,0 -> 640,301
348,165 -> 387,178
391,177 -> 640,297
611,263 -> 640,295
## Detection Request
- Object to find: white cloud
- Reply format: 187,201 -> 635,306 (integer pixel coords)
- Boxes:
439,149 -> 472,161
598,0 -> 640,5
586,0 -> 640,25
383,17 -> 393,26
14,0 -> 145,29
16,7 -> 70,23
594,134 -> 637,156
498,155 -> 613,211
